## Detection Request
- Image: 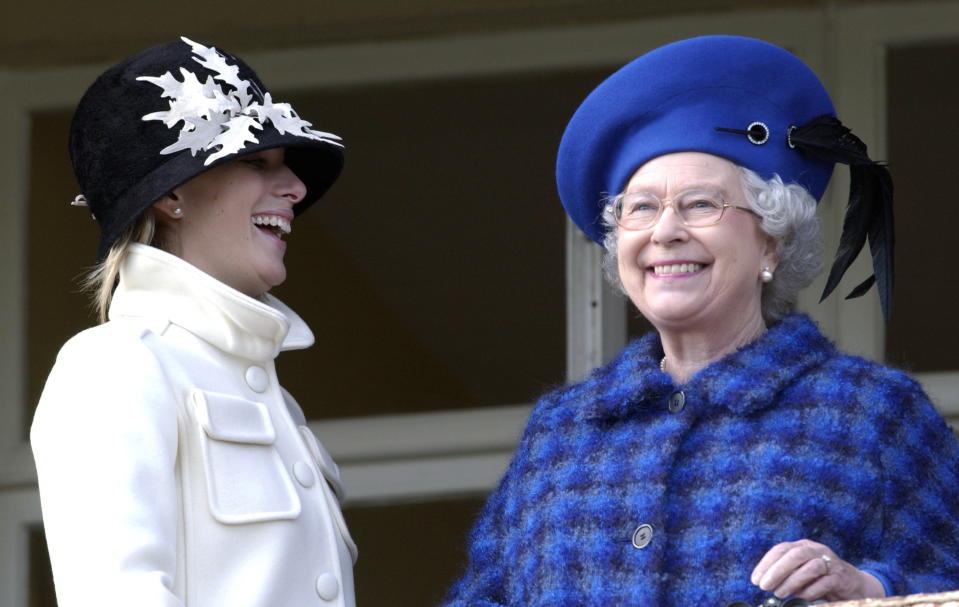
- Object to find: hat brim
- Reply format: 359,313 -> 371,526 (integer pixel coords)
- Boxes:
95,133 -> 343,260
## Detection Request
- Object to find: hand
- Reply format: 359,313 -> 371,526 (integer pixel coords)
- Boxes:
750,539 -> 886,602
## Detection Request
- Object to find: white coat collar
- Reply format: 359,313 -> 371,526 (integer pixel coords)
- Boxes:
109,244 -> 314,361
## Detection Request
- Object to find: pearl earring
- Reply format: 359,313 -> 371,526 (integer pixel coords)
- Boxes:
760,266 -> 774,283
173,207 -> 182,216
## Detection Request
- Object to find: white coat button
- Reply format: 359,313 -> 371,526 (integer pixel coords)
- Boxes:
245,366 -> 269,392
293,461 -> 315,487
632,524 -> 653,549
315,572 -> 340,600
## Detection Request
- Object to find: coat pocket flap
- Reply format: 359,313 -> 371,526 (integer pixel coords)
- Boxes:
193,390 -> 276,445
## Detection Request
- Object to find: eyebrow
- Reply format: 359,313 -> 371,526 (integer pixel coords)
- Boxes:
622,185 -> 728,196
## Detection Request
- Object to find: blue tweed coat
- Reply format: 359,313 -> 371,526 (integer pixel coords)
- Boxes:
443,315 -> 959,606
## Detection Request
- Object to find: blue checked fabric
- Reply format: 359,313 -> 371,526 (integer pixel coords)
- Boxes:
442,315 -> 959,607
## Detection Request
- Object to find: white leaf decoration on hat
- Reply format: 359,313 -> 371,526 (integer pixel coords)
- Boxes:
184,37 -> 254,108
136,70 -> 185,99
141,69 -> 225,127
249,93 -> 342,142
206,115 -> 264,164
137,36 -> 342,166
159,112 -> 228,155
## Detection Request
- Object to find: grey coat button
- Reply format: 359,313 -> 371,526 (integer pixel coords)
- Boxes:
668,390 -> 685,413
632,524 -> 653,548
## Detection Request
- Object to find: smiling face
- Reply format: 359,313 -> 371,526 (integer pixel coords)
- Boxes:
616,152 -> 776,333
155,147 -> 306,297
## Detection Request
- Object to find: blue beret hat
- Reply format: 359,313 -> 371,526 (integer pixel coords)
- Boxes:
556,35 -> 836,245
556,34 -> 895,320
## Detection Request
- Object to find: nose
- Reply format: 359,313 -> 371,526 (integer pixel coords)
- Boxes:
649,204 -> 688,244
277,163 -> 307,205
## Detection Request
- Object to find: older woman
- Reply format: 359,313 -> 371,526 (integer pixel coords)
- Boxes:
442,36 -> 959,607
31,38 -> 355,606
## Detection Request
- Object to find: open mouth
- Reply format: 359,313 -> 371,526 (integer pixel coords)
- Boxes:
251,214 -> 292,239
650,263 -> 705,276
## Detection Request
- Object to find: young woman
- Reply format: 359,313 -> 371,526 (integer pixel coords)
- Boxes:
31,37 -> 356,607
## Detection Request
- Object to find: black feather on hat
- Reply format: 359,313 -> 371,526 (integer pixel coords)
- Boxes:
69,36 -> 344,260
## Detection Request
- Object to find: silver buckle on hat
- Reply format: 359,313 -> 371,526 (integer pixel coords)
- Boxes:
714,121 -> 770,145
786,125 -> 798,148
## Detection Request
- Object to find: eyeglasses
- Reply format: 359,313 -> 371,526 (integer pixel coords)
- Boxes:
609,189 -> 760,230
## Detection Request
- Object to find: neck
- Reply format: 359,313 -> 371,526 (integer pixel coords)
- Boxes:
658,309 -> 767,384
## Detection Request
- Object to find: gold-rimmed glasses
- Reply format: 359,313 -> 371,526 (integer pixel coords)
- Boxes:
609,189 -> 759,230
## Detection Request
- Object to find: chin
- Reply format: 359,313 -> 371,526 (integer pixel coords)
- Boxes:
261,266 -> 288,291
639,302 -> 713,330
637,293 -> 702,316
237,264 -> 287,298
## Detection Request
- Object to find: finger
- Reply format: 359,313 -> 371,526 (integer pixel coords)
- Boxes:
754,539 -> 832,591
751,541 -> 798,585
772,556 -> 831,599
792,574 -> 833,602
757,543 -> 823,592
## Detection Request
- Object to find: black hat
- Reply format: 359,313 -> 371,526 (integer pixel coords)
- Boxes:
69,36 -> 344,260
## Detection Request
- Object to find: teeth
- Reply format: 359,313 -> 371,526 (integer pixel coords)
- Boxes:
652,263 -> 703,275
251,214 -> 292,236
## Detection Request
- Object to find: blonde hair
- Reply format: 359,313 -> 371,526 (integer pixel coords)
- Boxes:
82,212 -> 158,324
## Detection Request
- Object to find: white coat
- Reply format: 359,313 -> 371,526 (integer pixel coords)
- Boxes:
31,243 -> 357,607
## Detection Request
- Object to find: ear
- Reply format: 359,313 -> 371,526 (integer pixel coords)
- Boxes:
761,234 -> 779,272
152,192 -> 182,220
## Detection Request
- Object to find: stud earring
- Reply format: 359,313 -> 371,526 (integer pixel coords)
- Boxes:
760,266 -> 774,283
173,207 -> 182,216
